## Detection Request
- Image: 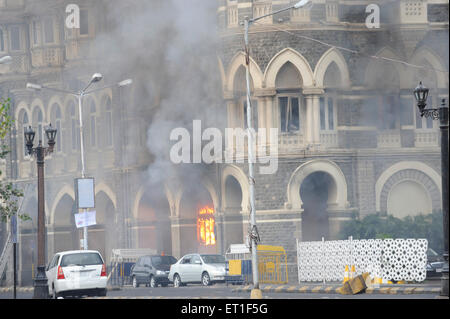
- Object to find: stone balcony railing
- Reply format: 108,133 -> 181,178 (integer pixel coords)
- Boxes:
278,132 -> 304,154
414,130 -> 439,147
319,131 -> 338,149
377,130 -> 401,148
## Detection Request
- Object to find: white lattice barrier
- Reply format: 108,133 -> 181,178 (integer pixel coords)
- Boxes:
297,238 -> 427,282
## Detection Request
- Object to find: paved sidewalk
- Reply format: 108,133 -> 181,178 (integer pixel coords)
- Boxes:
231,282 -> 444,295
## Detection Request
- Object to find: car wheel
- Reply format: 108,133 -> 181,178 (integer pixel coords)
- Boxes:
201,272 -> 211,286
173,274 -> 182,288
132,276 -> 140,288
149,276 -> 157,288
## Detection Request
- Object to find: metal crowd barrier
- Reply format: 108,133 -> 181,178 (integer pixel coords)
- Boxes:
225,244 -> 288,285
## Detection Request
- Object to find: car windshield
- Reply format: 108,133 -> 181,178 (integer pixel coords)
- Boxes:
151,256 -> 177,266
60,253 -> 103,267
200,255 -> 226,264
427,248 -> 438,257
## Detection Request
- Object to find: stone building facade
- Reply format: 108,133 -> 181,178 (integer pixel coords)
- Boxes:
1,0 -> 448,285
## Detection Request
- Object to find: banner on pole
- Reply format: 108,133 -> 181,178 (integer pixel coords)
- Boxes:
75,178 -> 95,209
75,210 -> 97,228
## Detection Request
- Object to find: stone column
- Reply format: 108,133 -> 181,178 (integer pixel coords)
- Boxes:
254,88 -> 277,145
170,216 -> 182,259
303,88 -> 324,148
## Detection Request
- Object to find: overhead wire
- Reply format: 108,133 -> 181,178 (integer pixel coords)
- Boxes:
251,21 -> 449,74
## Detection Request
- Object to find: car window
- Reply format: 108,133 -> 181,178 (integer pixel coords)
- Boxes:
48,255 -> 59,269
54,255 -> 60,268
152,256 -> 177,266
143,257 -> 151,266
181,256 -> 191,264
60,252 -> 103,267
200,255 -> 226,264
191,255 -> 201,264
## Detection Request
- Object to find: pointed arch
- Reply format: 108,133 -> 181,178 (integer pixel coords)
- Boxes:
132,183 -> 175,220
221,164 -> 249,213
365,47 -> 404,90
409,47 -> 448,89
14,101 -> 30,128
95,182 -> 117,210
226,51 -> 263,92
217,56 -> 227,92
50,185 -> 75,225
265,48 -> 314,88
314,48 -> 351,88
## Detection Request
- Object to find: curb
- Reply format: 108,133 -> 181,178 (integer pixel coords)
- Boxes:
0,286 -> 120,293
232,285 -> 442,295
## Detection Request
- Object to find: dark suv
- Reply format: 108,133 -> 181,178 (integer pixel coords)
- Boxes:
131,255 -> 177,288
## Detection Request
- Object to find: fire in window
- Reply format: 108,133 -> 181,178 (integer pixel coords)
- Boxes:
197,206 -> 216,246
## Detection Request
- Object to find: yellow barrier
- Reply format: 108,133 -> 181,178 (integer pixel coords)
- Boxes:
228,260 -> 242,275
257,245 -> 288,284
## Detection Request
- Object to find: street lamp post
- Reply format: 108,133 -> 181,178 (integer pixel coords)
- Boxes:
26,76 -> 132,250
243,0 -> 312,298
413,82 -> 449,297
24,124 -> 57,299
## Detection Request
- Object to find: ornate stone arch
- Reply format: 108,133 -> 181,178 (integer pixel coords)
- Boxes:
409,47 -> 448,89
221,164 -> 249,213
50,185 -> 75,225
175,178 -> 219,218
132,183 -> 175,220
314,48 -> 351,88
265,48 -> 314,88
226,51 -> 264,92
364,47 -> 405,90
14,101 -> 30,128
95,182 -> 117,210
375,161 -> 442,212
217,56 -> 227,92
287,159 -> 349,211
30,98 -> 46,122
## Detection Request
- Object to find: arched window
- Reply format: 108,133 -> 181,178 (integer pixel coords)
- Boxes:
44,17 -> 54,44
32,107 -> 44,143
320,62 -> 340,131
233,65 -> 258,130
51,104 -> 62,152
68,101 -> 79,151
103,96 -> 113,147
275,62 -> 303,133
21,111 -> 29,158
0,28 -> 4,51
89,99 -> 97,147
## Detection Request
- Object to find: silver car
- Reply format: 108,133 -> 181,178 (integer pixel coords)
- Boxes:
168,254 -> 227,287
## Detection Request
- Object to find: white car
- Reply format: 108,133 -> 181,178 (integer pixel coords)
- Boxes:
168,254 -> 227,287
46,250 -> 108,298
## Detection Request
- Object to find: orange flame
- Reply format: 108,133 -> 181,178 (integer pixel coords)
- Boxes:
197,206 -> 216,246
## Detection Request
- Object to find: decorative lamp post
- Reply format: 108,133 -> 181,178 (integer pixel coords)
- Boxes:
26,76 -> 132,250
25,124 -> 57,299
413,82 -> 449,297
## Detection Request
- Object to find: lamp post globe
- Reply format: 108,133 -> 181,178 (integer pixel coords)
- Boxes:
414,81 -> 430,115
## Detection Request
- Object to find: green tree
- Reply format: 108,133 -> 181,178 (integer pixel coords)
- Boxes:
339,211 -> 443,254
0,97 -> 28,222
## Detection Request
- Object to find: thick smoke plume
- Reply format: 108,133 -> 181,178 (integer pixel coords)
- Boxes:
92,0 -> 225,189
